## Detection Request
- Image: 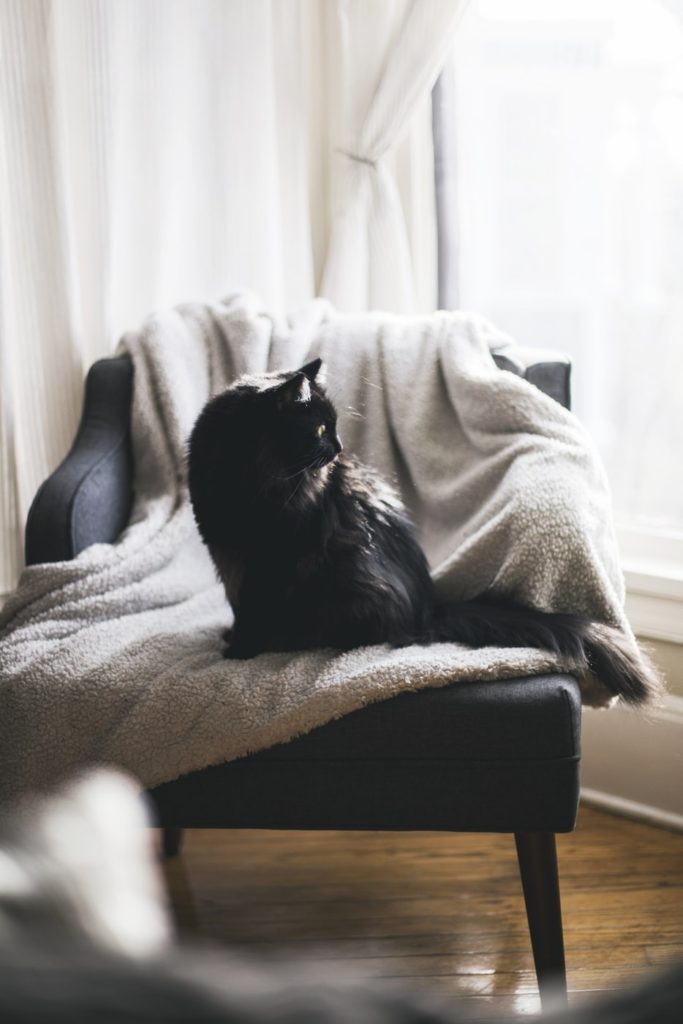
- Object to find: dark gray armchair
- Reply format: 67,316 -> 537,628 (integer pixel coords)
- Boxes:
25,347 -> 579,1008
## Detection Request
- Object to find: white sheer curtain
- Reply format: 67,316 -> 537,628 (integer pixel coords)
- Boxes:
0,0 -> 461,593
0,0 -> 317,592
320,0 -> 469,312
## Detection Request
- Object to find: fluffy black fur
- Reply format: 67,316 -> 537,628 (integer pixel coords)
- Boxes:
188,360 -> 661,706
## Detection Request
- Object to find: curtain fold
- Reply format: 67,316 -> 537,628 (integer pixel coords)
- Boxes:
320,0 -> 469,312
0,0 -> 85,594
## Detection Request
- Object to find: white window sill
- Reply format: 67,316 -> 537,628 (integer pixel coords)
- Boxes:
618,524 -> 683,645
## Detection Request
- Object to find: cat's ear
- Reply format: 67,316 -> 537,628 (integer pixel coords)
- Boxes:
298,358 -> 324,383
275,372 -> 311,408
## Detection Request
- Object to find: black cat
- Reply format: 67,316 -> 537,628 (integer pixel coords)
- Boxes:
187,359 -> 660,705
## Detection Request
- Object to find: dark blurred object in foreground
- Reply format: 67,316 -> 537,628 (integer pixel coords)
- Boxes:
0,770 -> 680,1023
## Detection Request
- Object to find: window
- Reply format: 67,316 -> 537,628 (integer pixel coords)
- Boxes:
444,0 -> 683,549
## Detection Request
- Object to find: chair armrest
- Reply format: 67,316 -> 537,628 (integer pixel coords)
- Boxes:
25,356 -> 134,565
492,346 -> 571,411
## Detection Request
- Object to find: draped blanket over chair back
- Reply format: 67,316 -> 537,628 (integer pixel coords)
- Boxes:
0,294 -> 631,800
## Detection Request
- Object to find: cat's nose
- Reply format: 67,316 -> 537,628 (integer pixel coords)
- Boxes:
334,434 -> 343,455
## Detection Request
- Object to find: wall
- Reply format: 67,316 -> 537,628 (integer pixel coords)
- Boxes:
646,637 -> 683,698
581,632 -> 683,830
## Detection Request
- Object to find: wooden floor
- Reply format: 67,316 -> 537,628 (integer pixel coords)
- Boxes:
161,805 -> 683,1017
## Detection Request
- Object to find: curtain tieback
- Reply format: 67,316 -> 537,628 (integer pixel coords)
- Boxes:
336,147 -> 378,169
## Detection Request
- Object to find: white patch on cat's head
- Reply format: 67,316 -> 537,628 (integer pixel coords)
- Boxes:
231,359 -> 324,401
232,370 -> 289,394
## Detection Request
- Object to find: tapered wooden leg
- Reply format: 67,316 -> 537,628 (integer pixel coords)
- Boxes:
162,826 -> 183,858
514,832 -> 567,1007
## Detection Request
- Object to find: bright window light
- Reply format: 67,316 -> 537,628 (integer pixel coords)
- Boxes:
451,0 -> 683,535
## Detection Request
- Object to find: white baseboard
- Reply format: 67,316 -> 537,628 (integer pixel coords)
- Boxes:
580,694 -> 683,832
581,787 -> 683,832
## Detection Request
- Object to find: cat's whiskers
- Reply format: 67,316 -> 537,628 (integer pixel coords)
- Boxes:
281,455 -> 330,510
279,461 -> 319,483
345,406 -> 365,420
281,469 -> 312,510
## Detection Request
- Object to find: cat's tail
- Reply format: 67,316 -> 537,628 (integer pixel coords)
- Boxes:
433,599 -> 663,706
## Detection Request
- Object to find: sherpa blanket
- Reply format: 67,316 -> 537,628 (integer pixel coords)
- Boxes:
0,293 -> 631,800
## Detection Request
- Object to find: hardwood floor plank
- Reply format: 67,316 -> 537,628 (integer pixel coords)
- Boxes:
160,804 -> 683,1011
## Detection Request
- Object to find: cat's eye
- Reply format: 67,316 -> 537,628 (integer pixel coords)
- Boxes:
316,424 -> 326,438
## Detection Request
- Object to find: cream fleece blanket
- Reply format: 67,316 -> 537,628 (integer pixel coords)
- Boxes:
0,293 -> 630,800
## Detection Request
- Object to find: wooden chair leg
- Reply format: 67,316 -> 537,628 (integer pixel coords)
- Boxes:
162,826 -> 183,858
514,831 -> 567,1008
